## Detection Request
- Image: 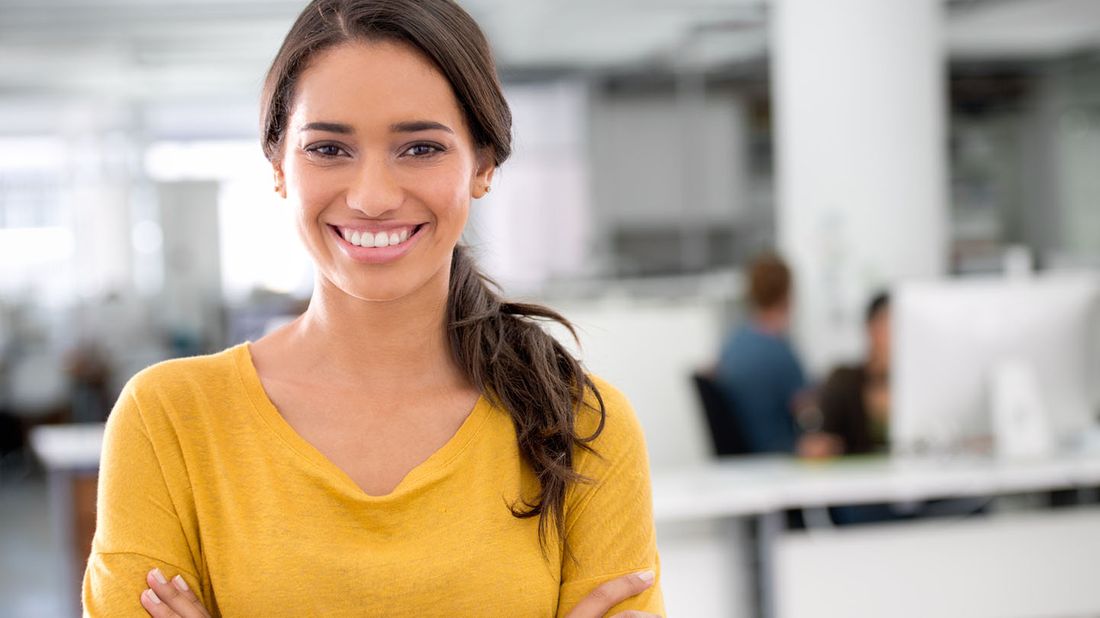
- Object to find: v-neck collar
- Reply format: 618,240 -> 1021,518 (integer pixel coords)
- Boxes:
231,342 -> 492,501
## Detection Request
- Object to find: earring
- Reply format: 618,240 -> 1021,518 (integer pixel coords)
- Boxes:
484,185 -> 492,194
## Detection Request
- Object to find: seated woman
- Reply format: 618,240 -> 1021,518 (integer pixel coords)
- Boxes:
81,1 -> 663,616
818,292 -> 892,456
799,292 -> 902,525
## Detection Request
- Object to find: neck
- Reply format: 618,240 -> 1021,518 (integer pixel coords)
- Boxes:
867,348 -> 890,373
753,307 -> 788,335
285,268 -> 467,396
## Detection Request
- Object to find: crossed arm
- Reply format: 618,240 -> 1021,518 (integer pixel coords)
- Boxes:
136,567 -> 659,618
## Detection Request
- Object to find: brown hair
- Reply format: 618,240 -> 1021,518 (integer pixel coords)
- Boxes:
748,252 -> 792,310
260,0 -> 605,555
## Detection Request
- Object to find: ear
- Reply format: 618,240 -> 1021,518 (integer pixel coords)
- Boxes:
470,149 -> 496,200
272,161 -> 287,199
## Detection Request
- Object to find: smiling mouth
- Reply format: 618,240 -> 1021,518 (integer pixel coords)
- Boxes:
331,224 -> 425,249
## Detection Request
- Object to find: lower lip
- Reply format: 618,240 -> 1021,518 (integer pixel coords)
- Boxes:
329,224 -> 426,265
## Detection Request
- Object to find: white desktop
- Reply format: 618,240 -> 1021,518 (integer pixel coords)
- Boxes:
892,273 -> 1100,458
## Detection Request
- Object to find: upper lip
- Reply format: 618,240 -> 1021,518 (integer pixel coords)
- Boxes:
330,222 -> 425,233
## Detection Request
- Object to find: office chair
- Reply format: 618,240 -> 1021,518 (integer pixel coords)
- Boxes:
692,372 -> 825,534
691,371 -> 751,457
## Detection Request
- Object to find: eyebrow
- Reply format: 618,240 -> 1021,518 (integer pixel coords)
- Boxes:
298,120 -> 454,135
390,120 -> 454,134
300,121 -> 353,134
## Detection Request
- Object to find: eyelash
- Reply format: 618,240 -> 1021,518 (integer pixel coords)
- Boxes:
306,143 -> 347,158
403,143 -> 445,158
303,142 -> 445,159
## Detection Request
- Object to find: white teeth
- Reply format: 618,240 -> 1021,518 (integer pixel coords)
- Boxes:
340,226 -> 415,248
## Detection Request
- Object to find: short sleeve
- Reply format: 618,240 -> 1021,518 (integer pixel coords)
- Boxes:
82,382 -> 211,616
555,377 -> 664,616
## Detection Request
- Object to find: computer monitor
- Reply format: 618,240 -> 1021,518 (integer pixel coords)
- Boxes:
892,274 -> 1100,455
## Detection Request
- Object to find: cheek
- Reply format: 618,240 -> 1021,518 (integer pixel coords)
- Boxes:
286,169 -> 340,230
419,169 -> 473,222
871,327 -> 890,348
289,169 -> 335,209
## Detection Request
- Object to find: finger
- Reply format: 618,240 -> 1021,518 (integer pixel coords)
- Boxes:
610,612 -> 662,618
139,588 -> 179,617
146,569 -> 210,618
169,573 -> 207,611
565,570 -> 656,618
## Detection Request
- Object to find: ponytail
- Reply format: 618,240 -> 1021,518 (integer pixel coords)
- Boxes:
446,245 -> 606,557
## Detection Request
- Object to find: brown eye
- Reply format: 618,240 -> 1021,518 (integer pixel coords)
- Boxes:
306,144 -> 347,157
403,143 -> 443,157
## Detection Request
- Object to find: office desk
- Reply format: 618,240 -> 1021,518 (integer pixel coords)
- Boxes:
30,422 -> 104,618
651,449 -> 1100,617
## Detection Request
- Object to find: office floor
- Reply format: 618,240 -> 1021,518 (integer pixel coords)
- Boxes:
0,473 -> 64,618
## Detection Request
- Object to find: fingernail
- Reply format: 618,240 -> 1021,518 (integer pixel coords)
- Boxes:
150,568 -> 168,585
173,574 -> 189,591
144,589 -> 162,604
636,569 -> 655,584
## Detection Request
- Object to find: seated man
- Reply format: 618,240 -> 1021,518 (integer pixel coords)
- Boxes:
715,253 -> 809,454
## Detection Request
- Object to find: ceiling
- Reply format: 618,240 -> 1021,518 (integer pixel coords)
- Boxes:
0,0 -> 1097,102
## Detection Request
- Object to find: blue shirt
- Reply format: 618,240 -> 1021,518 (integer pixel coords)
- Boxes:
715,323 -> 807,454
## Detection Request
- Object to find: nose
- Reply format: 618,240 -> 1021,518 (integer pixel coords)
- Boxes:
345,155 -> 403,217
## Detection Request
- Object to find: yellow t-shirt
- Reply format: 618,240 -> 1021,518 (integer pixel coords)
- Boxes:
82,343 -> 663,616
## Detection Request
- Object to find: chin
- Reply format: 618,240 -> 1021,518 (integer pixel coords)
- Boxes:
332,265 -> 444,304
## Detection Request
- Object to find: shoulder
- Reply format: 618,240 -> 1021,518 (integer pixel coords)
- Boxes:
126,345 -> 242,396
573,373 -> 649,470
823,365 -> 863,390
720,324 -> 751,351
118,344 -> 246,427
820,365 -> 864,406
564,374 -> 655,535
102,346 -> 247,472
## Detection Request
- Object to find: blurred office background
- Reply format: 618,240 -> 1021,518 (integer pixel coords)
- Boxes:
1,0 -> 1099,616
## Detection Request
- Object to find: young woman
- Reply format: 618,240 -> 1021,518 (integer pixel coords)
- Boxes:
81,0 -> 663,616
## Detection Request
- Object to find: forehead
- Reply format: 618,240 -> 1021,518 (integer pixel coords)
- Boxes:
288,40 -> 466,132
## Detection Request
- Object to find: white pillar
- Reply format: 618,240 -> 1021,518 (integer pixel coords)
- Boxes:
770,0 -> 949,373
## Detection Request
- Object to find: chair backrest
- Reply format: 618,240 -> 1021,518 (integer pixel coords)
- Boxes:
691,371 -> 751,456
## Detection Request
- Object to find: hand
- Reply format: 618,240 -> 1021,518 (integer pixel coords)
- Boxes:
565,570 -> 662,618
797,432 -> 843,459
140,568 -> 211,617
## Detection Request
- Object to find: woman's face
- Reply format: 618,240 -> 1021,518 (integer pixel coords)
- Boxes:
274,40 -> 493,303
868,307 -> 891,358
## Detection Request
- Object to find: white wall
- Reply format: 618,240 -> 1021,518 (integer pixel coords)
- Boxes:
589,89 -> 749,230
